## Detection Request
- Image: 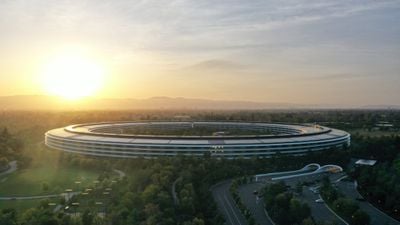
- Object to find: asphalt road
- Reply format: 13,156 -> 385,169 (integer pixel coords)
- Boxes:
213,170 -> 400,225
171,177 -> 181,205
235,171 -> 336,225
0,192 -> 80,200
242,171 -> 348,225
238,183 -> 274,225
282,172 -> 348,225
300,187 -> 346,225
0,161 -> 17,177
211,180 -> 248,225
337,181 -> 400,225
113,169 -> 126,178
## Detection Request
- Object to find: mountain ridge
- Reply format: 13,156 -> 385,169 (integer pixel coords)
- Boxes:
0,95 -> 398,110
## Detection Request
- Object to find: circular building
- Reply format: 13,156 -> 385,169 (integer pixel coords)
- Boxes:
45,122 -> 350,158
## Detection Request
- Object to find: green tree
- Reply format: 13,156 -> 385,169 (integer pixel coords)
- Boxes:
81,209 -> 94,225
351,210 -> 370,225
0,208 -> 18,225
42,182 -> 49,192
333,198 -> 359,219
296,182 -> 303,195
301,217 -> 316,225
192,217 -> 205,225
21,208 -> 59,225
0,157 -> 8,170
142,184 -> 161,203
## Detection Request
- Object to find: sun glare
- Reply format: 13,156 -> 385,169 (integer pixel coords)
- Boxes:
41,53 -> 104,100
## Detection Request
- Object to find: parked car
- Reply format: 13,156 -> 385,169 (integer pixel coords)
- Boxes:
315,199 -> 324,203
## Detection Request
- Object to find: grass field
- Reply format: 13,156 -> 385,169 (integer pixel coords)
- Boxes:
0,164 -> 102,196
0,143 -> 113,212
0,199 -> 45,211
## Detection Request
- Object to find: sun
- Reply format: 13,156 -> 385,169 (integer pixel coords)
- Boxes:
41,53 -> 104,100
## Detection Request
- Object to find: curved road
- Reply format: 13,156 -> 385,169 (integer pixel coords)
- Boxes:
211,180 -> 248,225
0,161 -> 17,177
113,169 -> 126,178
0,192 -> 80,201
172,177 -> 181,205
337,181 -> 400,225
238,183 -> 274,225
212,166 -> 349,225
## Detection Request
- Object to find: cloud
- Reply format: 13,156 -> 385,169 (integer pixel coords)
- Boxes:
304,73 -> 374,81
0,0 -> 399,105
184,59 -> 247,71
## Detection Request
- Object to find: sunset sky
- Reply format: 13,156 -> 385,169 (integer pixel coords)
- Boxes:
0,0 -> 399,105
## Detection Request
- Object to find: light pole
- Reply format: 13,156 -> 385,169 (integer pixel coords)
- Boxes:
48,202 -> 57,211
103,191 -> 110,215
71,202 -> 80,216
65,189 -> 73,202
75,181 -> 81,192
95,201 -> 103,217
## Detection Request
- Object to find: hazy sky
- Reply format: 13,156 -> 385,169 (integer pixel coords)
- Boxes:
0,0 -> 399,105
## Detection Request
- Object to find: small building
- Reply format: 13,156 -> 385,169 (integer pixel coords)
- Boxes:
355,159 -> 377,166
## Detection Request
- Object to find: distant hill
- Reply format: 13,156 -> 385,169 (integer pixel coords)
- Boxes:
0,95 -> 311,110
360,104 -> 400,110
0,95 -> 398,110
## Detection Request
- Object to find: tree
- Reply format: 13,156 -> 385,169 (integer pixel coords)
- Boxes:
142,184 -> 160,203
0,208 -> 18,225
0,157 -> 8,170
301,217 -> 316,225
126,209 -> 140,225
296,182 -> 303,195
144,203 -> 161,225
42,182 -> 49,192
289,199 -> 311,222
21,208 -> 59,225
333,198 -> 359,219
180,183 -> 195,214
81,209 -> 94,225
1,128 -> 10,140
351,210 -> 370,225
192,217 -> 205,225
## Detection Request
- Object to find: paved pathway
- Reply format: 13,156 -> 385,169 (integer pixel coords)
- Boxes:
0,161 -> 17,177
172,177 -> 181,205
113,169 -> 126,178
0,192 -> 80,201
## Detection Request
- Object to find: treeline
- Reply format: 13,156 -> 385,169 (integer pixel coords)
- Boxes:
111,152 -> 349,225
0,127 -> 26,170
350,135 -> 400,160
349,134 -> 400,220
1,109 -> 399,224
1,147 -> 352,225
353,154 -> 400,220
0,109 -> 399,142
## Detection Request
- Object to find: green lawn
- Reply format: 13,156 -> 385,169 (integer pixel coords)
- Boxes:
0,199 -> 44,211
0,164 -> 102,196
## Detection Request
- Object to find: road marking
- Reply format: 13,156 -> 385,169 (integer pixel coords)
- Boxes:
217,195 -> 235,225
224,194 -> 243,225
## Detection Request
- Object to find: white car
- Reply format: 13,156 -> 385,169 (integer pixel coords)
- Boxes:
315,199 -> 324,203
